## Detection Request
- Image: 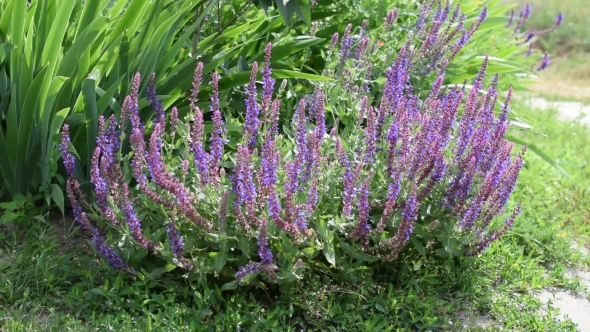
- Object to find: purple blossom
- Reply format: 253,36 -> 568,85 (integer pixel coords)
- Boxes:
385,8 -> 398,31
258,218 -> 273,264
352,178 -> 371,249
92,231 -> 133,273
537,52 -> 550,71
147,73 -> 165,125
330,32 -> 339,50
339,24 -> 353,61
191,106 -> 210,185
364,107 -> 377,163
209,72 -> 226,173
555,13 -> 564,26
167,223 -> 185,257
261,43 -> 275,114
90,146 -> 117,225
336,138 -> 355,218
170,107 -> 178,136
507,9 -> 515,27
231,145 -> 257,223
244,62 -> 261,150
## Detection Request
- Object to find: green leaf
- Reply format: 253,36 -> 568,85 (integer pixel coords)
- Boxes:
76,0 -> 102,37
97,76 -> 126,117
0,211 -> 19,224
252,37 -> 325,62
213,252 -> 227,272
105,0 -> 146,48
506,135 -> 569,176
82,74 -> 99,173
323,243 -> 336,266
146,263 -> 177,279
156,0 -> 219,79
17,65 -> 50,190
339,241 -> 378,262
273,69 -> 332,81
0,43 -> 16,62
40,0 -> 76,75
58,17 -> 109,77
275,0 -> 298,26
51,184 -> 65,216
0,201 -> 17,211
220,281 -> 237,291
410,238 -> 426,257
259,0 -> 273,13
295,0 -> 311,26
0,0 -> 15,34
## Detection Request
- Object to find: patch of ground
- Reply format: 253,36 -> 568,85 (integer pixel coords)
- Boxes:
527,97 -> 590,126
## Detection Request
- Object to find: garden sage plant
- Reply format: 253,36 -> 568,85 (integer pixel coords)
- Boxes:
60,4 -> 528,287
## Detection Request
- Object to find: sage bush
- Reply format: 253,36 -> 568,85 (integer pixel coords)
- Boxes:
58,1 -> 563,289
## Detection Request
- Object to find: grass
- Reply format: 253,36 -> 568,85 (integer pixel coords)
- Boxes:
0,101 -> 589,331
512,99 -> 590,243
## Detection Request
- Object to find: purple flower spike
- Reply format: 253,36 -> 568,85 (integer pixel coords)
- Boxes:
190,62 -> 204,108
537,52 -> 550,71
523,30 -> 535,44
258,218 -> 273,265
191,106 -> 210,185
385,8 -> 398,31
261,43 -> 275,113
92,231 -> 134,273
507,9 -> 515,27
352,178 -> 371,250
90,146 -> 117,226
209,72 -> 226,174
339,24 -> 353,61
167,223 -> 185,257
170,106 -> 178,136
555,13 -> 564,26
147,73 -> 165,125
231,145 -> 257,224
330,32 -> 339,50
478,6 -> 488,22
244,62 -> 261,151
336,138 -> 355,218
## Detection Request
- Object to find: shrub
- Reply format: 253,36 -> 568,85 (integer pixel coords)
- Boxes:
59,1 -> 530,290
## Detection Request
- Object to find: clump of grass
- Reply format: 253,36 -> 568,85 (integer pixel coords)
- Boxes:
512,100 -> 590,245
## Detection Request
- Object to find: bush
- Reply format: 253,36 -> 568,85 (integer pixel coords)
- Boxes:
58,1 -> 531,292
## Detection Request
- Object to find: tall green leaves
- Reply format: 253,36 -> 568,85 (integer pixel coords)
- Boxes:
0,0 -> 212,203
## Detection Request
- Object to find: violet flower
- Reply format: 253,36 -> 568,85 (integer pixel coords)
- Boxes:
244,62 -> 261,151
231,145 -> 257,224
147,73 -> 165,125
261,43 -> 275,116
209,72 -> 226,174
537,52 -> 550,71
351,178 -> 371,250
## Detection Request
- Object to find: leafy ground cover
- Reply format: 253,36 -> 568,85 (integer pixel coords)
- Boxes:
1,99 -> 588,331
